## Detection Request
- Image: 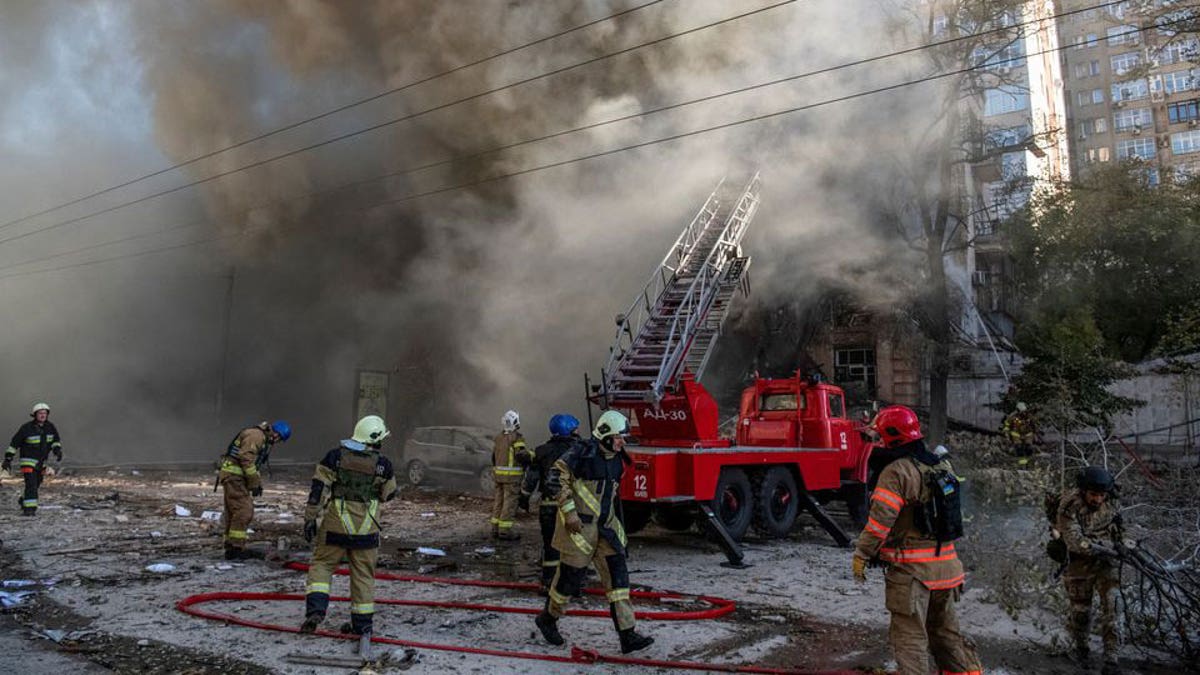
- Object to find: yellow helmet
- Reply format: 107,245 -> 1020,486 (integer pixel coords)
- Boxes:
351,415 -> 390,445
593,410 -> 629,440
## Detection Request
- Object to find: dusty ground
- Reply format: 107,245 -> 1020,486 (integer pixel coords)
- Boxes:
0,464 -> 1186,674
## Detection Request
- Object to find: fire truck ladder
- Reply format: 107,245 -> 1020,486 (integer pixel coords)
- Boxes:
601,172 -> 760,406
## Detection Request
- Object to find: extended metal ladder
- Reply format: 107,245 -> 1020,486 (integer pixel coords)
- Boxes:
599,172 -> 760,406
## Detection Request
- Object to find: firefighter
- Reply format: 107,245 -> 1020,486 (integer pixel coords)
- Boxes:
520,413 -> 581,591
1001,401 -> 1038,457
3,403 -> 64,516
852,405 -> 982,675
1056,466 -> 1128,673
533,410 -> 654,655
300,415 -> 398,638
217,420 -> 291,559
490,409 -> 531,540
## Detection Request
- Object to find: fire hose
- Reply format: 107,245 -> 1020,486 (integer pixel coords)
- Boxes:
176,562 -> 860,674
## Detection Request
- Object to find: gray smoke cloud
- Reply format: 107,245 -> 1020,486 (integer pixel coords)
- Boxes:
0,0 -> 946,461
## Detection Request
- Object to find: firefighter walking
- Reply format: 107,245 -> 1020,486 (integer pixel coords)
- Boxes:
534,410 -> 654,655
3,403 -> 64,516
491,409 -> 531,540
520,413 -> 581,591
300,415 -> 398,638
852,405 -> 982,675
217,420 -> 291,559
1055,466 -> 1128,673
1001,401 -> 1038,458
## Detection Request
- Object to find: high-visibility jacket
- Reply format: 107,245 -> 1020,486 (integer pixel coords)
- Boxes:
305,443 -> 398,549
856,446 -> 965,591
218,425 -> 271,490
552,439 -> 627,558
1001,412 -> 1035,443
5,421 -> 63,473
492,431 -> 531,483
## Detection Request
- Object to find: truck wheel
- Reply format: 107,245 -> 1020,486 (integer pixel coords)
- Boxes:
844,481 -> 869,529
752,467 -> 799,538
653,505 -> 696,532
406,460 -> 427,486
709,468 -> 753,541
622,503 -> 652,534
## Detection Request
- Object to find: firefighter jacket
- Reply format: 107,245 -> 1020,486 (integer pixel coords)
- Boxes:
219,424 -> 271,491
522,435 -> 577,505
492,431 -> 531,484
551,439 -> 628,558
1002,412 -> 1035,443
856,445 -> 965,591
305,443 -> 398,550
5,421 -> 63,472
1056,489 -> 1123,566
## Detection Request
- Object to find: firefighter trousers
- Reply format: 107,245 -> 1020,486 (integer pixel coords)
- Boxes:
304,543 -> 379,634
221,475 -> 254,549
885,569 -> 982,675
538,503 -> 560,586
490,479 -> 520,532
20,467 -> 44,513
546,537 -> 635,632
1064,565 -> 1119,660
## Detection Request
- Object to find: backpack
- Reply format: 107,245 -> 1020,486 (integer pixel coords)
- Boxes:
912,457 -> 964,554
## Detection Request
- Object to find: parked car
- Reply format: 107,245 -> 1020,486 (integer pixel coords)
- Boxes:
399,426 -> 496,494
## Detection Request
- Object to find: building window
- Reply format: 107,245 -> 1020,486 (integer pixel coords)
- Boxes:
1090,60 -> 1102,76
1093,88 -> 1105,104
1077,121 -> 1089,139
834,347 -> 876,401
1077,91 -> 1089,107
1099,147 -> 1110,162
1158,39 -> 1199,66
1106,25 -> 1139,47
1107,1 -> 1131,20
1110,52 -> 1142,76
1074,63 -> 1089,79
1112,79 -> 1150,102
1146,168 -> 1161,186
1072,35 -> 1085,50
1087,34 -> 1099,48
1168,99 -> 1200,123
1095,117 -> 1108,133
1171,129 -> 1200,154
1117,137 -> 1156,160
933,14 -> 949,37
1113,107 -> 1153,132
1163,70 -> 1197,95
984,124 -> 1030,149
984,86 -> 1030,116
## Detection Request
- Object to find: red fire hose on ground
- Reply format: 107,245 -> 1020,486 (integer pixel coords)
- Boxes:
176,562 -> 861,674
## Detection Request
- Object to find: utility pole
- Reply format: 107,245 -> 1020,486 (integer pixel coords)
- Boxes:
216,266 -> 236,427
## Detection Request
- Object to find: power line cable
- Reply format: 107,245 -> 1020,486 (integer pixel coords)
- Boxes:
0,0 -> 798,244
0,0 -> 670,232
0,6 -> 1186,282
0,0 -> 1129,271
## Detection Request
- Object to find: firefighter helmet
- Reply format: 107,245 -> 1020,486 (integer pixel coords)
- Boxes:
1016,401 -> 1028,412
1078,466 -> 1115,493
593,410 -> 629,440
30,402 -> 50,417
351,415 -> 390,446
549,414 -> 580,437
270,420 -> 292,442
872,405 -> 923,447
502,410 -> 520,432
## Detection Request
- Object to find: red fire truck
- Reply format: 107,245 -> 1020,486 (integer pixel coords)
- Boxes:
589,173 -> 875,553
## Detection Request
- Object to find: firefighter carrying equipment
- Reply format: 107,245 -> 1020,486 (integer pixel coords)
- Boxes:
593,410 -> 629,441
870,405 -> 923,448
303,437 -> 399,636
218,423 -> 274,551
350,415 -> 389,446
502,410 -> 521,433
5,416 -> 64,515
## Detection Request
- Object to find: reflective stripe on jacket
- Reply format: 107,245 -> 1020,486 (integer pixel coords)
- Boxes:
304,444 -> 398,550
492,431 -> 530,482
551,440 -> 627,558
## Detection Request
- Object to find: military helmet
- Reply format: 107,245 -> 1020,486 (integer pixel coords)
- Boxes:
1078,466 -> 1115,493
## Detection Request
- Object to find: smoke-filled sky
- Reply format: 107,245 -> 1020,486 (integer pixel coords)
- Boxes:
0,0 -> 946,462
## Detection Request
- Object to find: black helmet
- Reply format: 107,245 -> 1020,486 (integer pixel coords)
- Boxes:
1077,466 -> 1115,493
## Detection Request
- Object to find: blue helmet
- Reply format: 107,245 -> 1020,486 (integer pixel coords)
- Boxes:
271,420 -> 292,442
548,414 -> 580,437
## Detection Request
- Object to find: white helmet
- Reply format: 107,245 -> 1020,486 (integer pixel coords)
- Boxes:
351,415 -> 390,445
31,402 -> 50,416
1016,401 -> 1028,412
502,410 -> 520,432
593,410 -> 629,440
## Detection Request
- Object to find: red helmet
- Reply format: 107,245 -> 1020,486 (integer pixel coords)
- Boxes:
872,405 -> 923,447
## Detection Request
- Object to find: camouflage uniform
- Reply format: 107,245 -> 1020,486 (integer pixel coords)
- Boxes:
856,447 -> 983,675
1056,489 -> 1123,666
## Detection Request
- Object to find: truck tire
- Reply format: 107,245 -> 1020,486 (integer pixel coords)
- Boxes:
653,505 -> 696,532
622,503 -> 652,534
752,467 -> 799,538
709,468 -> 753,541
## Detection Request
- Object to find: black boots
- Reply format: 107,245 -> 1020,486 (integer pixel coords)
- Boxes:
535,611 -> 564,646
299,613 -> 323,634
618,628 -> 654,654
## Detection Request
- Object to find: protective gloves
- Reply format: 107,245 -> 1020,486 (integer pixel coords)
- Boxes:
250,485 -> 263,497
852,555 -> 868,583
303,520 -> 318,543
52,447 -> 63,462
518,493 -> 531,512
1,457 -> 10,472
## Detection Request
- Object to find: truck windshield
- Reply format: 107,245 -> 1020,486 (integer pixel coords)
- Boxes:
761,393 -> 800,411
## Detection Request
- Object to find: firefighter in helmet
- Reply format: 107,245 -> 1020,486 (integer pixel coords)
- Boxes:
217,420 -> 291,559
1001,401 -> 1038,458
1056,466 -> 1129,673
3,403 -> 64,516
490,409 -> 531,540
534,410 -> 654,655
520,413 -> 581,591
852,405 -> 982,675
301,415 -> 398,637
